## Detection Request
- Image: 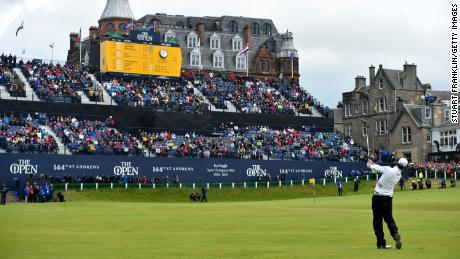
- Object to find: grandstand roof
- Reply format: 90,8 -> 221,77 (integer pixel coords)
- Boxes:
100,0 -> 135,21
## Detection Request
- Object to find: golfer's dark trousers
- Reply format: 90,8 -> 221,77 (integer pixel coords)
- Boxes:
372,195 -> 398,247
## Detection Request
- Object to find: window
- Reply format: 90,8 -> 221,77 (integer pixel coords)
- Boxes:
262,23 -> 272,35
426,132 -> 431,142
425,108 -> 431,119
187,31 -> 198,48
232,35 -> 243,51
378,98 -> 387,112
345,124 -> 352,137
444,109 -> 450,122
379,78 -> 384,89
119,23 -> 126,31
403,153 -> 412,163
440,130 -> 458,148
362,122 -> 368,137
190,49 -> 201,67
106,23 -> 114,31
175,22 -> 185,29
362,100 -> 368,115
252,23 -> 260,35
376,120 -> 387,135
344,104 -> 352,117
402,126 -> 411,144
235,54 -> 247,70
210,34 -> 220,49
260,60 -> 269,72
228,21 -> 238,33
213,51 -> 224,68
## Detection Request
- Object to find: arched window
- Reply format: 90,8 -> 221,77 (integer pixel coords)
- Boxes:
262,23 -> 272,36
252,23 -> 260,35
119,23 -> 126,31
106,23 -> 114,32
228,21 -> 238,33
175,22 -> 185,29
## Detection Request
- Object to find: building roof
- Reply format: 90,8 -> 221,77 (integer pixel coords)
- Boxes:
390,103 -> 432,132
381,68 -> 425,90
136,14 -> 278,34
100,0 -> 135,20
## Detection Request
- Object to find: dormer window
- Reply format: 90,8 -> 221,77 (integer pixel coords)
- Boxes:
379,78 -> 384,89
213,50 -> 224,68
190,48 -> 201,67
187,31 -> 198,48
232,35 -> 243,51
210,33 -> 220,49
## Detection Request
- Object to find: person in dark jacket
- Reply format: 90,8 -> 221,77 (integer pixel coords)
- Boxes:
354,176 -> 359,192
0,183 -> 7,205
201,187 -> 208,202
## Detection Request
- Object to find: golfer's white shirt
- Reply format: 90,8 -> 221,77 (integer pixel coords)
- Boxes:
370,164 -> 401,197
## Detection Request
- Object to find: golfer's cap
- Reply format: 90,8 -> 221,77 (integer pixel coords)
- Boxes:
398,158 -> 409,168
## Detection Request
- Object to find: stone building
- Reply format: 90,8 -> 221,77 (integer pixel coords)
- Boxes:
339,62 -> 438,163
67,0 -> 299,79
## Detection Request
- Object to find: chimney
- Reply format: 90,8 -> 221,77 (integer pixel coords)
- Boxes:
432,103 -> 443,128
196,20 -> 205,45
243,24 -> 252,48
403,62 -> 417,89
69,32 -> 79,50
355,75 -> 366,90
369,65 -> 375,87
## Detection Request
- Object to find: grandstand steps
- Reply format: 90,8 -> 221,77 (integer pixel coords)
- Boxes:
40,125 -> 71,155
224,101 -> 238,113
88,74 -> 117,106
13,68 -> 41,101
309,107 -> 323,117
191,85 -> 217,111
77,91 -> 91,104
133,137 -> 151,157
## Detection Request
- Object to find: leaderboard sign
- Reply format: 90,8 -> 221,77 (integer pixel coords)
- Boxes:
100,37 -> 182,77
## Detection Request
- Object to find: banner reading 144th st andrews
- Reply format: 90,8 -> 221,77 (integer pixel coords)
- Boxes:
0,153 -> 367,187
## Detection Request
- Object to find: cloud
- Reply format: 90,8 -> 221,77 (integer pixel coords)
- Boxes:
0,0 -> 449,107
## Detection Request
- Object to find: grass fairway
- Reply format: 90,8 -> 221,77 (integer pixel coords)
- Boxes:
0,188 -> 459,258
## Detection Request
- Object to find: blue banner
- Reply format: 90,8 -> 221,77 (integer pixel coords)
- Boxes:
0,154 -> 367,188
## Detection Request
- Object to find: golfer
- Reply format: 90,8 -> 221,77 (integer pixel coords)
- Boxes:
367,158 -> 407,249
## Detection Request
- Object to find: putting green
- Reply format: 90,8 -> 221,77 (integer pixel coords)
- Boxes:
0,188 -> 458,258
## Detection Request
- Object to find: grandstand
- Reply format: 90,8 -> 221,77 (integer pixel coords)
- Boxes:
0,0 -> 360,189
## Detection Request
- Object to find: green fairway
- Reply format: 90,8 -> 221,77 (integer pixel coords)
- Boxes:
0,188 -> 459,259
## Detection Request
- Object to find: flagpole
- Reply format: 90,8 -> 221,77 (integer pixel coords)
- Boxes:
21,29 -> 24,61
79,28 -> 82,66
51,43 -> 54,64
246,50 -> 249,77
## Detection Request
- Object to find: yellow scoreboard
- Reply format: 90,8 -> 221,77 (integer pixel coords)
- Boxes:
100,40 -> 182,77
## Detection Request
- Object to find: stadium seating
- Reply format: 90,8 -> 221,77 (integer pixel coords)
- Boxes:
20,61 -> 102,103
194,74 -> 329,116
0,113 -> 58,153
139,123 -> 367,161
47,115 -> 142,155
103,77 -> 209,112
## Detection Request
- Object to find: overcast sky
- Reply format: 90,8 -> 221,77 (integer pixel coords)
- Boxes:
0,0 -> 451,107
